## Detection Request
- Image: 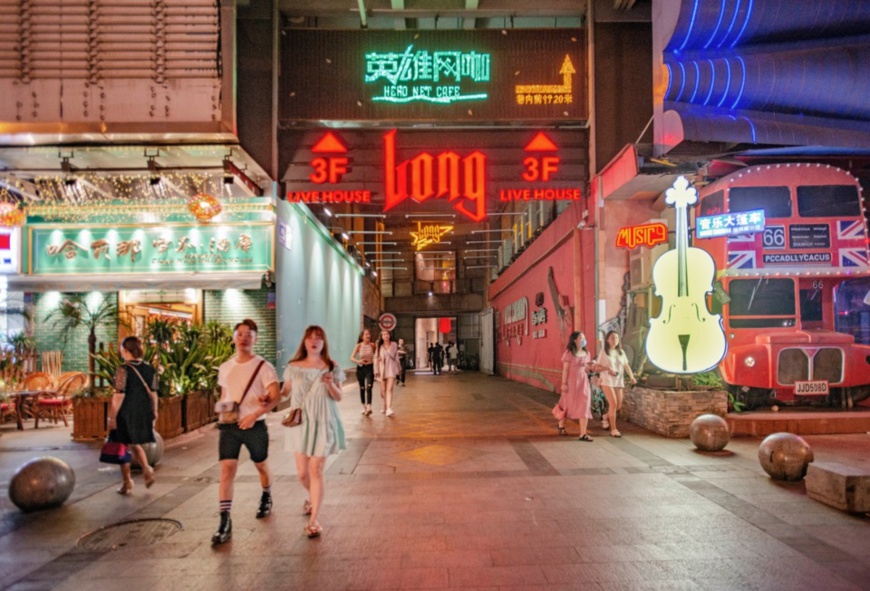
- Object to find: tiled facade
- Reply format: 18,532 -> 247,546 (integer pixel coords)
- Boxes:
623,385 -> 728,438
204,288 -> 276,365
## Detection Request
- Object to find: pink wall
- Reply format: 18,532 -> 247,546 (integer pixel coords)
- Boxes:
490,202 -> 596,392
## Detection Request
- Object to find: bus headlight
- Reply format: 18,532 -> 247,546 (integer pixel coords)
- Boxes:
744,356 -> 756,368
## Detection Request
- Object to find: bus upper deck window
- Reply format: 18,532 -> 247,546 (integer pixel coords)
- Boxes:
797,185 -> 861,217
729,186 -> 791,218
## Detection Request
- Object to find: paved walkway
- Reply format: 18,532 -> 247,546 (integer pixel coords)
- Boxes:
1,371 -> 869,590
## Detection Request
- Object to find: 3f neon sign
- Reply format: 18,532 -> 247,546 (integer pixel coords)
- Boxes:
383,129 -> 486,222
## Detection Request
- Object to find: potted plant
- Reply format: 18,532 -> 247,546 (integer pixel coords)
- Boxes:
44,294 -> 121,395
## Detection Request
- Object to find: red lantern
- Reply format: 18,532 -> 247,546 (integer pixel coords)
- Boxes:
439,318 -> 452,334
187,193 -> 222,222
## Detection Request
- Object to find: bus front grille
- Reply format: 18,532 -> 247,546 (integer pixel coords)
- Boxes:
777,348 -> 843,385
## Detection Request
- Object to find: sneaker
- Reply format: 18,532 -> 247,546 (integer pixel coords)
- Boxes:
602,419 -> 610,430
211,511 -> 232,545
385,408 -> 394,417
256,492 -> 272,519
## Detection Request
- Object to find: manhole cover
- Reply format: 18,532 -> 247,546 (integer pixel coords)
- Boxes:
78,519 -> 183,551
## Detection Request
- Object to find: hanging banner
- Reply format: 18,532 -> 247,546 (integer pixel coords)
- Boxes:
29,223 -> 274,275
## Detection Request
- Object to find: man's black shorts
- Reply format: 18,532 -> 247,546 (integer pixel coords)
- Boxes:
218,420 -> 269,463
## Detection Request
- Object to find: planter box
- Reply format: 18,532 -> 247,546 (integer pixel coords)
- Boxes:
623,386 -> 727,438
72,396 -> 110,441
155,396 -> 184,440
182,390 -> 215,432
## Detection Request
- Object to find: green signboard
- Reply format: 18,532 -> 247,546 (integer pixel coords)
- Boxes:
282,29 -> 587,121
29,223 -> 274,275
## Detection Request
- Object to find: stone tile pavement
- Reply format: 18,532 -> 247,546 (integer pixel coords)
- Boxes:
1,371 -> 869,590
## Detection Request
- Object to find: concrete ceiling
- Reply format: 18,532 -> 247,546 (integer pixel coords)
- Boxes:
279,0 -> 586,30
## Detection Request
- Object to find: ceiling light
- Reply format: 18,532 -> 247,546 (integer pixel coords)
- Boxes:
335,213 -> 385,218
405,213 -> 456,218
348,230 -> 393,235
471,229 -> 513,234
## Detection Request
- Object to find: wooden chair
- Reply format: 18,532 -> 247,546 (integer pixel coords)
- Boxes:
34,372 -> 88,428
21,371 -> 56,391
0,397 -> 16,425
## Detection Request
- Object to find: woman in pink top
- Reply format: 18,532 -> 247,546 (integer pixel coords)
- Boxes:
375,330 -> 401,417
553,331 -> 596,441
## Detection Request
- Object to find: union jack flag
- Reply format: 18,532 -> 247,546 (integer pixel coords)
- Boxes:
835,220 -> 868,267
728,250 -> 756,269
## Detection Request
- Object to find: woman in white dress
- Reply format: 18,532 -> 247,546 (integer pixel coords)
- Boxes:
375,329 -> 401,417
281,325 -> 346,538
594,330 -> 636,438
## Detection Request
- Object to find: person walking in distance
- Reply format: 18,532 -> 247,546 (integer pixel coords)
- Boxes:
553,332 -> 596,441
446,341 -> 459,373
427,343 -> 435,370
397,338 -> 408,386
595,330 -> 637,438
375,329 -> 401,416
432,342 -> 444,375
350,329 -> 375,416
107,336 -> 158,495
282,326 -> 346,538
211,319 -> 280,546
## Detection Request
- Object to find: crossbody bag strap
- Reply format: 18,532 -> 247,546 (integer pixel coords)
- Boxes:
126,363 -> 156,397
238,359 -> 266,405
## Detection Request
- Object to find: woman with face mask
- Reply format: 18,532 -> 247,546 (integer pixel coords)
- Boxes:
553,331 -> 596,441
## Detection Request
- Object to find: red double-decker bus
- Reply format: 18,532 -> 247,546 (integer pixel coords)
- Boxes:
695,163 -> 870,408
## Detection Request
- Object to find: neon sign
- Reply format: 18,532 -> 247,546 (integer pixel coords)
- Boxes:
498,132 -> 583,202
515,55 -> 576,106
286,132 -> 372,204
411,222 -> 453,250
383,129 -> 486,222
696,210 -> 765,239
615,222 -> 669,249
365,45 -> 490,105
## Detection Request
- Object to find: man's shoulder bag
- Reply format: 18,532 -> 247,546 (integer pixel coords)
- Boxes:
216,359 -> 266,424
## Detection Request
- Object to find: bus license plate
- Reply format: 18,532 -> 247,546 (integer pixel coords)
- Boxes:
794,380 -> 829,395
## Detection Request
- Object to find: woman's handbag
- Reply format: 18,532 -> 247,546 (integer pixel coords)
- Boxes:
100,430 -> 132,464
281,407 -> 303,428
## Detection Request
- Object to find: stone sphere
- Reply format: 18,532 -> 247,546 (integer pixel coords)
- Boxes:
758,432 -> 814,481
689,414 -> 730,451
8,457 -> 76,513
132,431 -> 164,469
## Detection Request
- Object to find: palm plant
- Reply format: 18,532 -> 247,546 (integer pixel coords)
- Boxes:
44,294 -> 122,394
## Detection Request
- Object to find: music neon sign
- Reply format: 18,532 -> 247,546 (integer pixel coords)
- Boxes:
615,222 -> 669,249
411,222 -> 453,250
365,45 -> 491,105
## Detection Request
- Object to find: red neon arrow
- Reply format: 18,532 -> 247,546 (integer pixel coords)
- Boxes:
524,132 -> 558,152
312,132 -> 348,153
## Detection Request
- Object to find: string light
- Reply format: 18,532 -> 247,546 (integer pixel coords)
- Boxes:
0,202 -> 25,227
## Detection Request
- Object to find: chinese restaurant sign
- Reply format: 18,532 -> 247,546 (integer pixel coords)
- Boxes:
282,29 -> 586,121
29,224 -> 273,275
695,210 -> 765,239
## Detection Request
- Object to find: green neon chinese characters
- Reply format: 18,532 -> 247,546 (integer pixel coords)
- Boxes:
365,45 -> 490,104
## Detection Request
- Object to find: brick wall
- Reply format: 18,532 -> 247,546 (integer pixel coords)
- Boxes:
624,385 -> 727,438
33,292 -> 120,373
204,288 -> 276,365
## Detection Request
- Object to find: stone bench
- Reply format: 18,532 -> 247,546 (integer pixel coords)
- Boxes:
805,462 -> 870,514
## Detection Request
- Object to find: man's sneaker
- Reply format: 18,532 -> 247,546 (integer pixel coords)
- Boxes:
211,511 -> 232,545
256,492 -> 272,519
